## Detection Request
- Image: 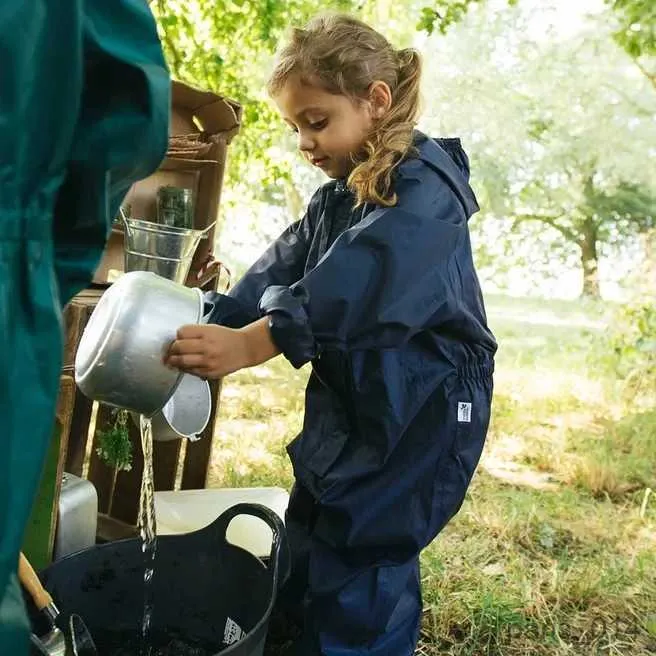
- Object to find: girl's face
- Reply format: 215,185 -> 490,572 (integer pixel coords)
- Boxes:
274,74 -> 375,179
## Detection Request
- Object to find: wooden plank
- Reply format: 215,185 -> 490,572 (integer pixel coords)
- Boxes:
179,271 -> 223,490
22,423 -> 62,570
153,439 -> 182,491
181,379 -> 222,490
109,412 -> 145,526
96,514 -> 138,543
65,393 -> 93,477
62,294 -> 93,370
86,404 -> 117,515
62,289 -> 105,475
22,375 -> 76,568
52,376 -> 77,538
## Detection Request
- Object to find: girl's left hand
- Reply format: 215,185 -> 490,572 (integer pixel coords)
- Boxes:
164,324 -> 250,379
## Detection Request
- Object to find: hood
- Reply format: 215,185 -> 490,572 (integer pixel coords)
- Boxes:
413,131 -> 480,218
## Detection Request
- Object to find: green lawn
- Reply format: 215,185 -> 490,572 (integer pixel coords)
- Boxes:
206,295 -> 656,655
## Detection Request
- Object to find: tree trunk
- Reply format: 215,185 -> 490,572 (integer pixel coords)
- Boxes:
580,218 -> 600,299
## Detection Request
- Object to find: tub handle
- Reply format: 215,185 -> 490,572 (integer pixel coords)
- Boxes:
211,503 -> 290,592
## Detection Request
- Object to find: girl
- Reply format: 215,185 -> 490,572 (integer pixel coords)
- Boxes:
166,13 -> 496,656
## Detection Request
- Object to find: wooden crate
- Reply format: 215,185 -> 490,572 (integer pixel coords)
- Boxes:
61,275 -> 224,542
22,375 -> 77,568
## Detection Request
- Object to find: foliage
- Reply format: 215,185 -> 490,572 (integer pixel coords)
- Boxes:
608,0 -> 656,56
417,0 -> 516,33
607,0 -> 656,87
603,299 -> 656,395
151,0 -> 654,298
152,0 -> 355,198
418,0 -> 655,75
418,2 -> 656,297
96,409 -> 133,472
418,0 -> 656,94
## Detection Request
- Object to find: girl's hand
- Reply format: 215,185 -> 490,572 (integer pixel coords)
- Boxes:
165,324 -> 251,379
164,318 -> 279,379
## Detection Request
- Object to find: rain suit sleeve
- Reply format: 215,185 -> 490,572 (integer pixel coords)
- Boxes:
52,0 -> 170,305
258,183 -> 468,368
204,189 -> 321,328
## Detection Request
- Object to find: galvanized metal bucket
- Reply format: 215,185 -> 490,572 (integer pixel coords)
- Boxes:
124,250 -> 194,285
121,212 -> 215,284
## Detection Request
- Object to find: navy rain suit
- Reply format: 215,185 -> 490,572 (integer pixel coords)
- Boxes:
206,133 -> 497,655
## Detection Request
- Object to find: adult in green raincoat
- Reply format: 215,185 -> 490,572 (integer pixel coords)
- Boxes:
0,1 -> 170,652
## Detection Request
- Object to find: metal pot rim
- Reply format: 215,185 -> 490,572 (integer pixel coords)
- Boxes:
131,375 -> 211,440
161,376 -> 211,439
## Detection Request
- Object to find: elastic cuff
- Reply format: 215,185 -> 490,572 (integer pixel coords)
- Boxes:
203,292 -> 257,328
259,286 -> 317,369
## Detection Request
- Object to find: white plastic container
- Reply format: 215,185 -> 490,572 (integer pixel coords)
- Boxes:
154,487 -> 290,558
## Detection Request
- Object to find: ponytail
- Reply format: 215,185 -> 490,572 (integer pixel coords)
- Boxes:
349,48 -> 422,207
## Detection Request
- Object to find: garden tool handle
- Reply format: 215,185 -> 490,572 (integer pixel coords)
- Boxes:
18,552 -> 55,613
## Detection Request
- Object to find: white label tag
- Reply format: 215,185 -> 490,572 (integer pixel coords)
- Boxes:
224,617 -> 245,645
457,402 -> 472,423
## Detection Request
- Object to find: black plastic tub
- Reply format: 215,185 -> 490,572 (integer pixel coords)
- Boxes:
30,503 -> 289,656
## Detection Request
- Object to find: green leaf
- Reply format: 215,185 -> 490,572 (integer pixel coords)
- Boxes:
95,410 -> 133,472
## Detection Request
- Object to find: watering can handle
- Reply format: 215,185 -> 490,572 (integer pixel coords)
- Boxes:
213,503 -> 291,591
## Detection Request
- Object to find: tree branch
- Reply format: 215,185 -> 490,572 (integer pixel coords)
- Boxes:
512,214 -> 579,243
601,82 -> 654,116
633,58 -> 656,92
157,1 -> 184,79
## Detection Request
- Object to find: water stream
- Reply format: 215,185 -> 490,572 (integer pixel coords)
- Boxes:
139,415 -> 157,656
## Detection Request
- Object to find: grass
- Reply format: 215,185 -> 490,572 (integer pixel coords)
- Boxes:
206,295 -> 656,655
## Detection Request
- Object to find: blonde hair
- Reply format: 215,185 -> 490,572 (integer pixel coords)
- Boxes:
267,14 -> 422,207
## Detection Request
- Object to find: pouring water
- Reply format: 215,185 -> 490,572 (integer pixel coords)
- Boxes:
139,415 -> 157,656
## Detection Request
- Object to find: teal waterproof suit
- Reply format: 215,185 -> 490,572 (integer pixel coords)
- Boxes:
0,1 -> 170,652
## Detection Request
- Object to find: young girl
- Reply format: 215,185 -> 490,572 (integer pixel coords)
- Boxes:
166,13 -> 496,656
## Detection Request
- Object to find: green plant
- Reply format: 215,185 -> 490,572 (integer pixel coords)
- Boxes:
604,300 -> 656,395
96,409 -> 133,472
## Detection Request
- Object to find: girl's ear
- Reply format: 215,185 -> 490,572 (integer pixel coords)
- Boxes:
368,81 -> 392,118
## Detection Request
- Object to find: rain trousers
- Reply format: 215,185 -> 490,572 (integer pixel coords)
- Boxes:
206,133 -> 497,655
0,2 -> 169,653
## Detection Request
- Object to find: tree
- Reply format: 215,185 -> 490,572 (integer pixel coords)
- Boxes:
514,178 -> 655,297
418,2 -> 656,297
151,0 -> 360,243
420,0 -> 655,87
151,0 -> 655,296
606,0 -> 656,89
